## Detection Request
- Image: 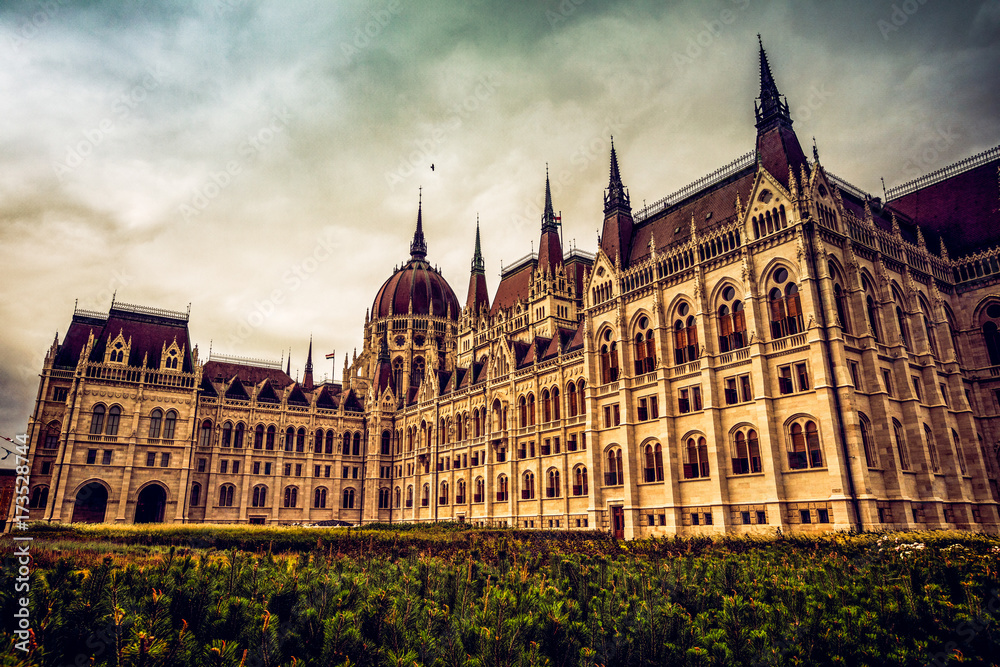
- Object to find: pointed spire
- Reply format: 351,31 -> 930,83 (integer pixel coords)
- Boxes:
604,136 -> 630,215
754,34 -> 793,132
542,165 -> 558,232
286,348 -> 291,376
410,187 -> 427,259
303,336 -> 314,390
471,216 -> 485,274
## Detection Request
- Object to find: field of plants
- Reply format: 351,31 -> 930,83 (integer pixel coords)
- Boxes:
2,524 -> 999,666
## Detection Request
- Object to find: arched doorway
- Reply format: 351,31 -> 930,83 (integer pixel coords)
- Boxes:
134,484 -> 167,524
72,482 -> 108,523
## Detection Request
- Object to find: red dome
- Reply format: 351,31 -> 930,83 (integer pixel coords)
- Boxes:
372,257 -> 460,321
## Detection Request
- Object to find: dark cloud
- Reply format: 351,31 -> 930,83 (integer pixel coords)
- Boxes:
2,0 -> 998,436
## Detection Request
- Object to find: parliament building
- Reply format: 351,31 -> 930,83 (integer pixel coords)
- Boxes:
16,43 -> 1000,537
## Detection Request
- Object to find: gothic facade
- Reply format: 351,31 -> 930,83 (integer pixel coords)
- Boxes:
16,43 -> 1000,537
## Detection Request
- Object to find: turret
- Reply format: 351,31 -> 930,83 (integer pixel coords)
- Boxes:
599,138 -> 634,265
754,36 -> 808,189
537,168 -> 563,274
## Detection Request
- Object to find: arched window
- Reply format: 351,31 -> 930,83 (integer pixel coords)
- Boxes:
314,429 -> 324,453
788,420 -> 823,469
519,396 -> 528,427
984,322 -> 1000,366
521,471 -> 535,499
234,423 -> 245,448
892,419 -> 910,471
284,427 -> 294,452
573,466 -> 588,495
378,488 -> 391,509
456,479 -> 466,504
834,283 -> 851,334
219,484 -> 235,507
314,487 -> 327,508
421,484 -> 430,507
343,431 -> 352,454
551,388 -> 561,420
643,443 -> 664,482
252,485 -> 267,507
296,428 -> 306,452
545,468 -> 560,498
496,475 -> 508,502
859,413 -> 878,468
149,409 -> 163,438
946,307 -> 962,365
951,429 -> 967,475
90,404 -> 106,435
392,357 -> 404,393
283,486 -> 298,508
395,486 -> 401,508
923,424 -> 940,472
474,477 -> 484,503
541,390 -> 551,423
567,382 -> 578,417
605,448 -> 624,485
29,486 -> 49,509
199,420 -> 213,447
411,356 -> 425,386
254,425 -> 264,449
718,286 -> 747,352
732,429 -> 762,474
163,411 -> 177,439
406,485 -> 414,508
633,316 -> 656,373
683,437 -> 710,479
106,406 -> 121,436
863,277 -> 882,342
222,422 -> 233,447
769,275 -> 803,339
325,430 -> 334,454
599,329 -> 619,383
381,430 -> 391,454
894,289 -> 910,349
343,488 -> 355,509
673,304 -> 699,364
266,425 -> 276,450
189,483 -> 200,507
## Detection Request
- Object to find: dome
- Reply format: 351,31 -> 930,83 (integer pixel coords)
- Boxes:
372,256 -> 460,321
371,199 -> 460,321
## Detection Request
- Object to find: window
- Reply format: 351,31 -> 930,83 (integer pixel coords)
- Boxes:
882,369 -> 894,397
605,448 -> 624,485
800,509 -> 812,524
234,423 -> 245,448
778,365 -> 794,395
421,484 -> 430,507
756,510 -> 767,524
848,361 -> 860,389
199,420 -> 213,447
911,376 -> 923,402
440,481 -> 450,505
546,469 -> 561,498
190,483 -> 201,507
603,404 -> 621,427
796,363 -> 809,391
521,471 -> 535,499
104,406 -> 121,436
325,465 -> 331,477
264,462 -> 271,475
865,281 -> 882,342
222,422 -> 232,447
951,429 -> 967,475
252,485 -> 267,507
893,419 -> 911,471
732,429 -> 762,474
89,405 -> 105,434
285,463 -> 292,476
788,420 -> 823,469
679,385 -> 702,413
768,276 -> 803,339
284,427 -> 294,452
283,486 -> 298,508
43,422 -> 60,449
325,431 -> 334,454
474,477 -> 485,503
718,287 -> 747,352
568,382 -> 578,417
198,458 -> 207,473
599,329 -> 620,383
52,387 -> 68,402
940,383 -> 949,407
895,296 -> 911,350
295,464 -> 302,477
41,461 -> 51,474
266,425 -> 276,450
725,374 -> 752,404
232,460 -> 240,474
353,432 -> 361,455
637,396 -> 658,421
643,443 -> 664,482
573,466 -> 588,495
496,475 -> 508,502
29,486 -> 48,510
149,409 -> 162,438
673,310 -> 699,364
633,316 -> 656,374
219,485 -> 235,507
378,487 -> 391,509
220,460 -> 229,474
818,508 -> 830,523
254,425 -> 265,449
102,450 -> 112,465
834,283 -> 851,333
145,452 -> 156,466
683,437 -> 710,479
859,413 -> 878,468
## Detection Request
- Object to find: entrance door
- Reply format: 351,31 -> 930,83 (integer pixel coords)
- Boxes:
72,482 -> 108,523
611,506 -> 625,539
134,484 -> 167,524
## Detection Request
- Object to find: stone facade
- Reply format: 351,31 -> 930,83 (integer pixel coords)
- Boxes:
14,43 -> 1000,537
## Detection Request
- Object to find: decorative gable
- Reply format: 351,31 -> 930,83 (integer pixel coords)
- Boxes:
105,329 -> 131,366
160,337 -> 184,372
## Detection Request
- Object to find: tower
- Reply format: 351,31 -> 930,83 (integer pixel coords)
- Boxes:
599,138 -> 634,265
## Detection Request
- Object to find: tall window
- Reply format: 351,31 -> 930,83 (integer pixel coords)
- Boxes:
189,483 -> 200,507
29,486 -> 49,510
673,303 -> 698,364
894,292 -> 911,350
105,406 -> 121,436
314,487 -> 327,508
951,429 -> 967,475
892,419 -> 910,471
90,405 -> 105,434
353,431 -> 361,455
296,428 -> 306,453
863,278 -> 881,342
732,429 -> 762,474
633,316 -> 656,373
683,437 -> 710,479
546,469 -> 560,497
717,286 -> 747,352
234,423 -> 245,448
788,420 -> 823,469
859,413 -> 878,468
222,422 -> 233,447
551,388 -> 560,420
834,283 -> 851,334
392,357 -> 404,392
254,425 -> 265,449
266,425 -> 276,450
163,411 -> 177,439
421,484 -> 429,506
252,485 -> 267,507
378,488 -> 391,509
343,488 -> 356,509
768,278 -> 803,338
283,486 -> 298,508
149,409 -> 162,438
983,302 -> 1000,365
496,475 -> 508,502
573,466 -> 588,495
605,448 -> 624,485
643,443 -> 664,482
923,424 -> 940,472
599,329 -> 619,383
474,477 -> 484,503
521,471 -> 535,500
199,420 -> 213,447
568,382 -> 578,417
219,484 -> 235,507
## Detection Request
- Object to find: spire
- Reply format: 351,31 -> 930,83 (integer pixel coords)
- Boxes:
541,165 -> 558,233
754,34 -> 792,132
604,137 -> 630,215
303,336 -> 314,390
286,348 -> 291,376
471,216 -> 485,274
410,187 -> 427,259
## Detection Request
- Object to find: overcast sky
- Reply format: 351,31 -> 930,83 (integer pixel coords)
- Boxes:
2,0 -> 999,438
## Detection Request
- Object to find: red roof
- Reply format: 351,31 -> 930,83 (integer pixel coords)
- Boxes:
491,262 -> 533,315
372,257 -> 460,320
466,272 -> 489,313
537,228 -> 562,274
203,360 -> 294,389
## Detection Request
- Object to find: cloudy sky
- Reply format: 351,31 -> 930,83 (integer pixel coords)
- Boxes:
2,0 -> 998,437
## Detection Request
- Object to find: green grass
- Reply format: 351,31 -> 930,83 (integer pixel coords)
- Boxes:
3,525 -> 999,666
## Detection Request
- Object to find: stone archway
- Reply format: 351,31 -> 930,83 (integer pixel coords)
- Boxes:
134,484 -> 167,524
71,482 -> 108,523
